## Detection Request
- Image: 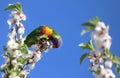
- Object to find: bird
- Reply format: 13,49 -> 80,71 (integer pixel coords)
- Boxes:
24,26 -> 62,52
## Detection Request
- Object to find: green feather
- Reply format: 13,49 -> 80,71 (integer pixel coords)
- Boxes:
24,26 -> 43,47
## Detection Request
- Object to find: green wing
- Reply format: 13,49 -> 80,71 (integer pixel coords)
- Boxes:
24,26 -> 43,47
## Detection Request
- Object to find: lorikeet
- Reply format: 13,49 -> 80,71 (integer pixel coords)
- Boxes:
24,26 -> 62,50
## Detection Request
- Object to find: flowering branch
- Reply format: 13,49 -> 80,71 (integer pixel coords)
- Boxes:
79,17 -> 120,78
0,2 -> 62,78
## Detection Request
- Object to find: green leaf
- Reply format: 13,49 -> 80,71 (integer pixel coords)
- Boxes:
6,66 -> 14,75
104,49 -> 111,58
105,49 -> 120,64
81,17 -> 100,35
0,68 -> 5,72
13,69 -> 20,75
114,64 -> 120,75
81,27 -> 94,35
15,2 -> 22,12
88,20 -> 96,25
5,2 -> 23,12
79,40 -> 94,50
82,21 -> 96,27
82,17 -> 99,27
93,16 -> 99,24
88,40 -> 94,50
5,4 -> 18,11
116,67 -> 120,75
105,49 -> 110,55
18,56 -> 26,64
80,53 -> 89,64
82,16 -> 100,33
112,55 -> 120,64
3,46 -> 7,51
18,44 -> 28,54
92,70 -> 100,75
7,52 -> 14,58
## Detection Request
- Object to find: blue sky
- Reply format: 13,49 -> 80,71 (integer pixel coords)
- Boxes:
0,0 -> 120,78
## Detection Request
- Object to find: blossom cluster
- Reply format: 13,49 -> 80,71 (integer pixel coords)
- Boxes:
1,6 -> 42,78
89,22 -> 115,78
0,2 -> 62,78
79,17 -> 120,78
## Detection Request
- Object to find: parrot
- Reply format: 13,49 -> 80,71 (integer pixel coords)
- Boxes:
24,26 -> 62,51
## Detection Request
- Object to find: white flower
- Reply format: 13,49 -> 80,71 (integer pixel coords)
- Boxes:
20,70 -> 30,77
28,63 -> 35,69
20,12 -> 26,21
95,22 -> 109,35
92,32 -> 111,50
10,11 -> 20,20
29,59 -> 33,63
104,69 -> 115,78
94,66 -> 115,78
10,11 -> 26,21
18,27 -> 25,35
89,57 -> 95,63
100,67 -> 106,76
21,70 -> 30,74
105,60 -> 113,68
16,62 -> 23,68
9,72 -> 17,78
7,39 -> 19,50
93,51 -> 101,56
102,35 -> 112,50
94,74 -> 102,78
18,23 -> 25,35
15,76 -> 20,78
92,21 -> 112,50
99,58 -> 104,63
91,64 -> 99,71
33,44 -> 40,50
8,28 -> 16,40
13,50 -> 21,57
25,50 -> 33,58
7,18 -> 20,27
93,65 -> 105,78
11,59 -> 17,64
20,38 -> 25,45
95,22 -> 106,31
33,52 -> 42,62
